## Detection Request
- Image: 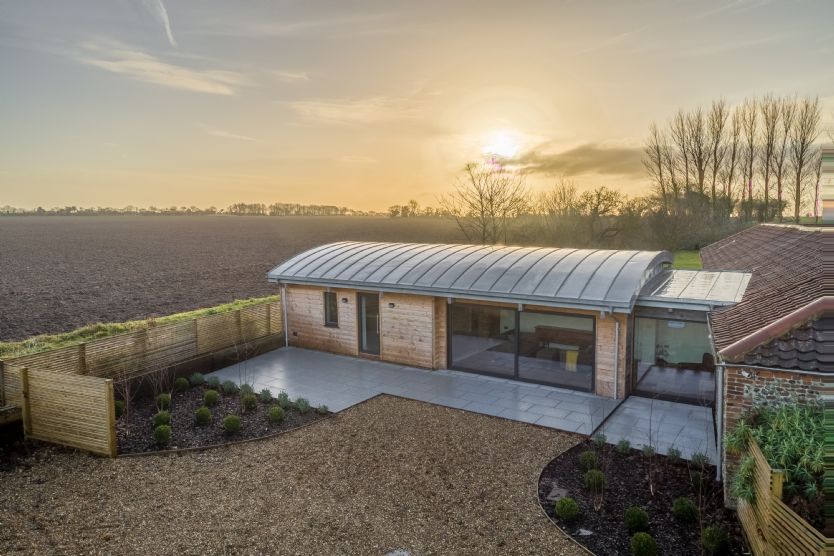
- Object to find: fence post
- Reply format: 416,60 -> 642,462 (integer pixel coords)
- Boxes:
20,367 -> 32,436
194,317 -> 200,356
79,343 -> 88,374
0,360 -> 5,407
236,309 -> 243,344
771,469 -> 785,500
104,379 -> 117,457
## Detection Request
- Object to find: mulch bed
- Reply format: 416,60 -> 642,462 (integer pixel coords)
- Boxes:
538,439 -> 746,555
117,384 -> 325,454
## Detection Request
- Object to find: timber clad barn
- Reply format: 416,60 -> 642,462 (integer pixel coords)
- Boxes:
268,241 -> 750,403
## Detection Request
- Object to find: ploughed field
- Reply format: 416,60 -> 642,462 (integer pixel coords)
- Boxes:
0,216 -> 464,341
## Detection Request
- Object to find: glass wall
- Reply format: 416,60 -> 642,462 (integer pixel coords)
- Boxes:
449,303 -> 595,391
518,311 -> 594,391
450,303 -> 516,378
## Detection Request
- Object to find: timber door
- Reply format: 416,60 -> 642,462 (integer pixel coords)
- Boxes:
358,293 -> 380,355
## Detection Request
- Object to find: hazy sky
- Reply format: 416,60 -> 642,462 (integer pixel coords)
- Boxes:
2,0 -> 834,210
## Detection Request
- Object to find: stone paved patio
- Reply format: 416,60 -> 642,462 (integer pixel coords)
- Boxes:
210,347 -> 618,435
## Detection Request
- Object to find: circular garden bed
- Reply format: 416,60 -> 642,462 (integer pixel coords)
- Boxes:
116,374 -> 328,454
538,437 -> 745,555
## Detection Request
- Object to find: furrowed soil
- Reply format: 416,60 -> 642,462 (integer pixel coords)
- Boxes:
0,216 -> 465,340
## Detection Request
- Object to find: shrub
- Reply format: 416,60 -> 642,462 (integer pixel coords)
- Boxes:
583,469 -> 605,494
554,497 -> 581,521
189,373 -> 206,387
276,391 -> 290,409
241,393 -> 258,412
616,439 -> 631,455
173,377 -> 190,393
259,388 -> 273,403
206,376 -> 220,389
153,410 -> 171,427
578,450 -> 598,471
642,444 -> 655,458
317,404 -> 329,415
153,424 -> 172,447
114,400 -> 125,419
672,497 -> 698,523
667,447 -> 682,464
592,433 -> 607,448
239,383 -> 254,396
156,393 -> 171,410
624,506 -> 649,533
691,452 -> 711,469
295,397 -> 311,414
630,532 -> 657,556
223,415 -> 241,434
267,405 -> 285,424
221,380 -> 239,395
203,389 -> 219,407
701,525 -> 729,555
194,406 -> 212,426
691,470 -> 709,492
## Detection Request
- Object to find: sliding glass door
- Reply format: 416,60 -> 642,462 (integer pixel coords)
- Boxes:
358,293 -> 380,355
449,303 -> 516,377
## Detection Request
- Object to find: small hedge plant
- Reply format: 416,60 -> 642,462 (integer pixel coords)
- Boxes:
189,372 -> 206,387
667,447 -> 682,464
578,450 -> 598,471
672,497 -> 698,523
583,469 -> 605,494
701,525 -> 729,555
554,497 -> 580,521
223,415 -> 241,434
592,433 -> 607,448
156,393 -> 171,410
630,532 -> 657,556
153,410 -> 171,428
153,425 -> 172,447
624,506 -> 649,533
616,439 -> 631,455
268,405 -> 285,424
241,394 -> 258,412
203,389 -> 219,407
173,377 -> 190,393
239,383 -> 254,396
259,388 -> 272,403
206,376 -> 220,389
195,406 -> 212,426
317,404 -> 329,415
295,397 -> 311,414
276,391 -> 290,409
221,380 -> 239,395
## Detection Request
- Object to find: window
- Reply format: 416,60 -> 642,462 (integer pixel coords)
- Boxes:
324,292 -> 338,327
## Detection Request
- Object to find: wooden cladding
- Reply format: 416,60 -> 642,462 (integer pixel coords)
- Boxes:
0,300 -> 282,456
379,293 -> 434,368
595,314 -> 627,398
737,439 -> 834,555
286,286 -> 358,356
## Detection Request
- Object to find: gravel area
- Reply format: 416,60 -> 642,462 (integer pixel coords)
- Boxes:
0,395 -> 582,555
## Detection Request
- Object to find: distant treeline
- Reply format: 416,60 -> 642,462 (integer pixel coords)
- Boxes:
0,203 -> 383,217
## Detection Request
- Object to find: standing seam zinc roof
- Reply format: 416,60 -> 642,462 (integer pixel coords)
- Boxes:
268,241 -> 672,312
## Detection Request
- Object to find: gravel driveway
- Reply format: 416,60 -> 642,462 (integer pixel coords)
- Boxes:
0,395 -> 582,555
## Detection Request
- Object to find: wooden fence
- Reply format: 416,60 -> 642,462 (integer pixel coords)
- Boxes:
0,300 -> 282,455
737,439 -> 834,555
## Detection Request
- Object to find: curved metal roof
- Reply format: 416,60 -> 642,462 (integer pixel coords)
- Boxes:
268,242 -> 672,312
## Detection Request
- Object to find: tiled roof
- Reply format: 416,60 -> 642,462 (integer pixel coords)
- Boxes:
700,224 -> 833,370
739,315 -> 833,372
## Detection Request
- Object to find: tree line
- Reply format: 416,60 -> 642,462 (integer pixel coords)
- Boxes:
0,203 -> 382,217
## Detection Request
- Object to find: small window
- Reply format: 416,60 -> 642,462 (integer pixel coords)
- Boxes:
324,292 -> 339,327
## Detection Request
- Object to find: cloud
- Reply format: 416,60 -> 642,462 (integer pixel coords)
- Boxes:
76,41 -> 247,95
286,95 -> 423,125
512,143 -> 645,178
140,0 -> 177,47
202,125 -> 256,141
274,70 -> 310,83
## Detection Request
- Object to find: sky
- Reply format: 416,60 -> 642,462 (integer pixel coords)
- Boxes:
1,0 -> 834,211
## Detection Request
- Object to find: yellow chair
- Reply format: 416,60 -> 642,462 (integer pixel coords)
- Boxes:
565,350 -> 578,372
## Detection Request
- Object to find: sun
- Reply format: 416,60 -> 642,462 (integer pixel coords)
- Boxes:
481,129 -> 522,159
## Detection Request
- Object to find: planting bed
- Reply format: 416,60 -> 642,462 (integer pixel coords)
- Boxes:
117,380 -> 326,454
539,439 -> 745,555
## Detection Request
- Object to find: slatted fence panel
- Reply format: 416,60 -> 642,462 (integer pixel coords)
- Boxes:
20,367 -> 115,457
738,439 -> 834,555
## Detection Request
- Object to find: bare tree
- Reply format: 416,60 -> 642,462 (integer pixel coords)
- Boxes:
788,96 -> 822,222
687,107 -> 711,196
577,186 -> 624,245
740,98 -> 758,220
759,94 -> 780,219
539,178 -> 579,216
440,162 -> 529,244
643,123 -> 669,213
721,106 -> 743,207
707,99 -> 729,209
812,148 -> 823,224
671,110 -> 691,190
772,96 -> 796,222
